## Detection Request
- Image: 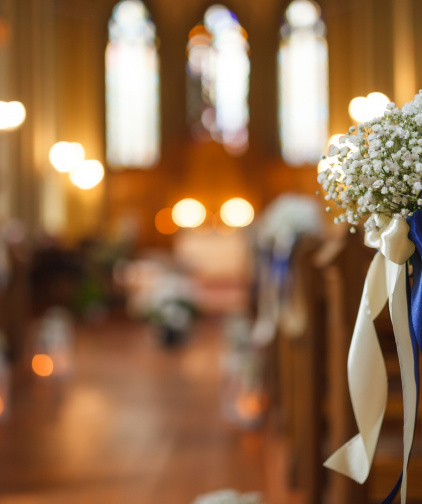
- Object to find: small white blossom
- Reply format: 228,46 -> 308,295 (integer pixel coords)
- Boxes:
328,145 -> 340,156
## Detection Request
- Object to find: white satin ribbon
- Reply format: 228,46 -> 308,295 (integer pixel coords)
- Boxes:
324,215 -> 416,504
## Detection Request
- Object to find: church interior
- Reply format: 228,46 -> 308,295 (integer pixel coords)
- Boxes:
0,0 -> 421,503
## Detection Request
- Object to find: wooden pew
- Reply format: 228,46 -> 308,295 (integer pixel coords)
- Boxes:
0,234 -> 30,361
316,228 -> 372,504
276,235 -> 326,504
318,228 -> 422,504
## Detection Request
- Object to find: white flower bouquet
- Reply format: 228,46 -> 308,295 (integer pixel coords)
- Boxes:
318,90 -> 422,232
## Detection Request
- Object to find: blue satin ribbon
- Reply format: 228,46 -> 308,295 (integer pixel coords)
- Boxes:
380,211 -> 422,503
408,210 -> 422,353
270,251 -> 290,291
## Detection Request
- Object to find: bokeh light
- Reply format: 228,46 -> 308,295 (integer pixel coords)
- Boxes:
0,397 -> 4,416
69,160 -> 104,190
113,0 -> 147,27
32,354 -> 54,377
235,392 -> 264,421
106,0 -> 159,168
279,0 -> 328,165
172,198 -> 206,228
348,92 -> 390,123
285,0 -> 320,28
204,5 -> 238,34
187,6 -> 249,154
187,25 -> 212,77
49,142 -> 86,173
155,208 -> 179,234
220,198 -> 254,227
0,101 -> 26,130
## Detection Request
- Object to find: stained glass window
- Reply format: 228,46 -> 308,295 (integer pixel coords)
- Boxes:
279,0 -> 328,165
106,0 -> 159,169
186,5 -> 250,156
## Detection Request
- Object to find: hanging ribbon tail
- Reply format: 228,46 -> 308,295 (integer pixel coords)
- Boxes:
324,252 -> 389,483
325,215 -> 418,503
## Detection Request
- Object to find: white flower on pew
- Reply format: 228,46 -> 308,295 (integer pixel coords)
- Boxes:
256,193 -> 323,254
192,489 -> 264,504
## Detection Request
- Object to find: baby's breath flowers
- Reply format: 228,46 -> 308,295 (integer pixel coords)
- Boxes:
318,90 -> 422,231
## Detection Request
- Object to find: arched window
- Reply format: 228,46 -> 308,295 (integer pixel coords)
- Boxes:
105,0 -> 159,169
186,5 -> 250,156
278,0 -> 328,165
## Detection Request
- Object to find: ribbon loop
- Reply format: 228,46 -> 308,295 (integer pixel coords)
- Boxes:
380,217 -> 415,265
365,215 -> 415,264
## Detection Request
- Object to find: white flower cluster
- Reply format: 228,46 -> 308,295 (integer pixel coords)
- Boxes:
192,490 -> 263,504
318,90 -> 422,231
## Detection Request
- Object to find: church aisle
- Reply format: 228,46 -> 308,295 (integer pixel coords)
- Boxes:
0,316 -> 299,504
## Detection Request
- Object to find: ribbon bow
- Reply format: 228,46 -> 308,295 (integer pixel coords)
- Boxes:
324,214 -> 417,504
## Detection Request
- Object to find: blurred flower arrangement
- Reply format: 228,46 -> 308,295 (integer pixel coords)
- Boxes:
252,194 -> 322,345
123,259 -> 197,346
192,489 -> 263,504
318,90 -> 422,231
144,273 -> 197,346
257,194 -> 323,254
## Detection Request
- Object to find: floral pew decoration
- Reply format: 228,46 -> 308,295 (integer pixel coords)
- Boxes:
318,90 -> 422,504
251,194 -> 323,345
192,489 -> 264,504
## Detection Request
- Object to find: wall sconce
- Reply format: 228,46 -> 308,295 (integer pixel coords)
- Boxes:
172,198 -> 206,228
49,142 -> 104,190
220,198 -> 254,227
0,101 -> 26,130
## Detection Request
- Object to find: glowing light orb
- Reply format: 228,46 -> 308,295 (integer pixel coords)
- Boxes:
0,101 -> 26,130
349,92 -> 390,123
204,5 -> 238,34
69,160 -> 104,190
220,198 -> 254,227
32,354 -> 54,377
49,142 -> 85,173
155,208 -> 179,234
0,397 -> 4,416
113,0 -> 147,26
286,0 -> 320,28
172,198 -> 206,228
